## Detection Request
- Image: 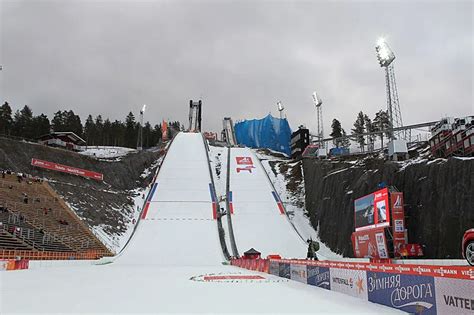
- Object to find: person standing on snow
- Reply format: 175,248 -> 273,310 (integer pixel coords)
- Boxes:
306,238 -> 320,260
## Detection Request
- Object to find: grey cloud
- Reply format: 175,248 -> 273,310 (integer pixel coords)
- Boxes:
0,0 -> 472,135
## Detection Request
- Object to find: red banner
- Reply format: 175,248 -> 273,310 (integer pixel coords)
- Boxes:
31,158 -> 103,181
272,259 -> 474,280
391,192 -> 406,256
352,227 -> 389,259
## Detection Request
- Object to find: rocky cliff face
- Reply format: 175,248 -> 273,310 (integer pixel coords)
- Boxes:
303,156 -> 473,258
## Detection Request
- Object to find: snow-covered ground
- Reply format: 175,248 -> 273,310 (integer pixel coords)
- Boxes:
256,149 -> 342,260
79,146 -> 136,159
0,134 -> 402,314
81,154 -> 165,254
1,264 -> 402,314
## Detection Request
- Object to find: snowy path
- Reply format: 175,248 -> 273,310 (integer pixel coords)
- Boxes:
229,147 -> 307,258
0,133 -> 402,314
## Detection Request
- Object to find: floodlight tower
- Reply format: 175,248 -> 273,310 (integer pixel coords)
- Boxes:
312,92 -> 324,148
137,104 -> 146,150
375,38 -> 403,140
277,101 -> 285,119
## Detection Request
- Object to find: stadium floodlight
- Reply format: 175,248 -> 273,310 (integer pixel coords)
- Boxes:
277,101 -> 285,119
312,91 -> 324,148
375,37 -> 395,67
277,101 -> 284,112
312,92 -> 322,107
137,104 -> 147,150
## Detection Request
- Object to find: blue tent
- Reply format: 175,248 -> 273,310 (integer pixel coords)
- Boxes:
234,114 -> 291,155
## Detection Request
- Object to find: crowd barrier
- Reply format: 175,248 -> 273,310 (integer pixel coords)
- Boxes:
231,258 -> 474,314
0,259 -> 29,271
0,249 -> 108,261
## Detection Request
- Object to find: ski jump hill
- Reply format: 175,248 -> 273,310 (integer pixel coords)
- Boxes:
1,132 -> 400,313
228,147 -> 306,258
119,132 -> 306,265
117,132 -> 223,265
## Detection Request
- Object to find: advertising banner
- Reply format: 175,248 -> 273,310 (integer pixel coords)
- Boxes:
375,231 -> 389,259
435,277 -> 474,314
352,227 -> 388,259
331,268 -> 368,300
279,262 -> 291,279
307,266 -> 331,290
31,158 -> 103,181
236,157 -> 253,165
269,261 -> 280,276
290,263 -> 307,284
235,156 -> 255,174
354,188 -> 389,232
367,271 -> 436,314
391,192 -> 406,256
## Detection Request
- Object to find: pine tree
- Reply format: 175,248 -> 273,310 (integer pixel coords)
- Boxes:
352,111 -> 366,152
32,114 -> 51,136
364,114 -> 376,152
111,120 -> 126,147
95,115 -> 104,146
330,119 -> 343,147
125,112 -> 137,148
51,110 -> 66,132
0,102 -> 13,135
341,129 -> 351,148
65,110 -> 83,137
12,105 -> 34,138
84,115 -> 96,145
103,119 -> 112,146
373,110 -> 390,149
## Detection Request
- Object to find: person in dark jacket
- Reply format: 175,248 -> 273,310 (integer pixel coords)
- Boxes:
306,238 -> 320,260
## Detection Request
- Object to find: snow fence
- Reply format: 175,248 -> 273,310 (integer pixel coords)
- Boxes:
234,114 -> 291,155
231,258 -> 474,314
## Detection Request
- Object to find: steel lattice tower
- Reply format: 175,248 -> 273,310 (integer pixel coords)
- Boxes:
376,39 -> 404,140
312,92 -> 324,147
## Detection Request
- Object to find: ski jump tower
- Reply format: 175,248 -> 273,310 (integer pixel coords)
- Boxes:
189,100 -> 202,132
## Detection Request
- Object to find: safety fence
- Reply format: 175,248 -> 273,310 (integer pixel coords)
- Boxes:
0,249 -> 108,261
0,259 -> 29,271
231,258 -> 474,314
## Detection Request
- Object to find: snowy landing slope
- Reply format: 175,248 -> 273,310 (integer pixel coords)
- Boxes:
229,147 -> 307,258
116,132 -> 222,265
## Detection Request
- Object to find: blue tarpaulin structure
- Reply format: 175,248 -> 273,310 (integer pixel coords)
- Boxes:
234,114 -> 291,155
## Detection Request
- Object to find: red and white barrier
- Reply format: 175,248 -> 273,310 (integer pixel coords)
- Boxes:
0,259 -> 29,271
231,258 -> 474,314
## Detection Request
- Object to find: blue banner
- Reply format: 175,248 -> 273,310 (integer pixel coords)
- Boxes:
234,114 -> 292,155
269,261 -> 280,276
279,262 -> 291,279
307,266 -> 331,290
367,272 -> 437,314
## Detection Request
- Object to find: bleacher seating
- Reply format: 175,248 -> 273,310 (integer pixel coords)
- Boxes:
0,173 -> 112,257
0,209 -> 73,252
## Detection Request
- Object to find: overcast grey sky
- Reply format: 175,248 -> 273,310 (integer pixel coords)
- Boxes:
0,0 -> 472,134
